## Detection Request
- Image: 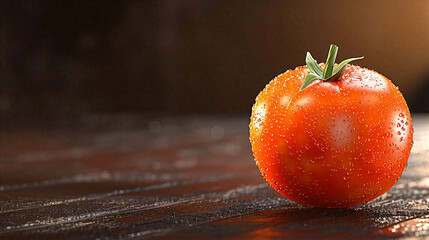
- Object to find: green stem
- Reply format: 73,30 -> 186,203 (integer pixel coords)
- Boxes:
300,44 -> 364,91
322,44 -> 338,79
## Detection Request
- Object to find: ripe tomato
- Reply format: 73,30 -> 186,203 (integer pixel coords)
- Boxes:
249,45 -> 413,208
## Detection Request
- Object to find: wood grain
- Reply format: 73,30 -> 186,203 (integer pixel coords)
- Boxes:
0,115 -> 428,239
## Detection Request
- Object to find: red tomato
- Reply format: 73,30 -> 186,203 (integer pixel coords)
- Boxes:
249,46 -> 413,208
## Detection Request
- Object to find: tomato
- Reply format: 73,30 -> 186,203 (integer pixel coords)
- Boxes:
249,45 -> 413,208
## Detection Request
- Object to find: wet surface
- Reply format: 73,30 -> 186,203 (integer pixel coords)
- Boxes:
0,114 -> 428,239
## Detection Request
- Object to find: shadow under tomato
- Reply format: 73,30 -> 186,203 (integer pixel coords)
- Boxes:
209,206 -> 391,239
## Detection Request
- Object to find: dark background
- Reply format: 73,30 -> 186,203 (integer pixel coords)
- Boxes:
1,0 -> 429,122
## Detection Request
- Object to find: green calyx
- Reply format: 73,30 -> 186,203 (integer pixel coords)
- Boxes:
300,44 -> 364,90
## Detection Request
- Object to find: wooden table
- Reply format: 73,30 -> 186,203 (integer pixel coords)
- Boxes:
1,114 -> 429,239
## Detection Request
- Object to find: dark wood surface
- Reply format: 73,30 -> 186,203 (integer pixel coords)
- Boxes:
1,114 -> 429,239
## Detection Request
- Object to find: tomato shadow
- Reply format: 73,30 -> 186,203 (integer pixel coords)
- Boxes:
216,205 -> 389,239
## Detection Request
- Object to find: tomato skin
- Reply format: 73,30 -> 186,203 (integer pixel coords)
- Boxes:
249,64 -> 413,208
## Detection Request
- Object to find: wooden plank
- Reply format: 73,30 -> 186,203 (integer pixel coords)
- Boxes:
0,115 -> 428,239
